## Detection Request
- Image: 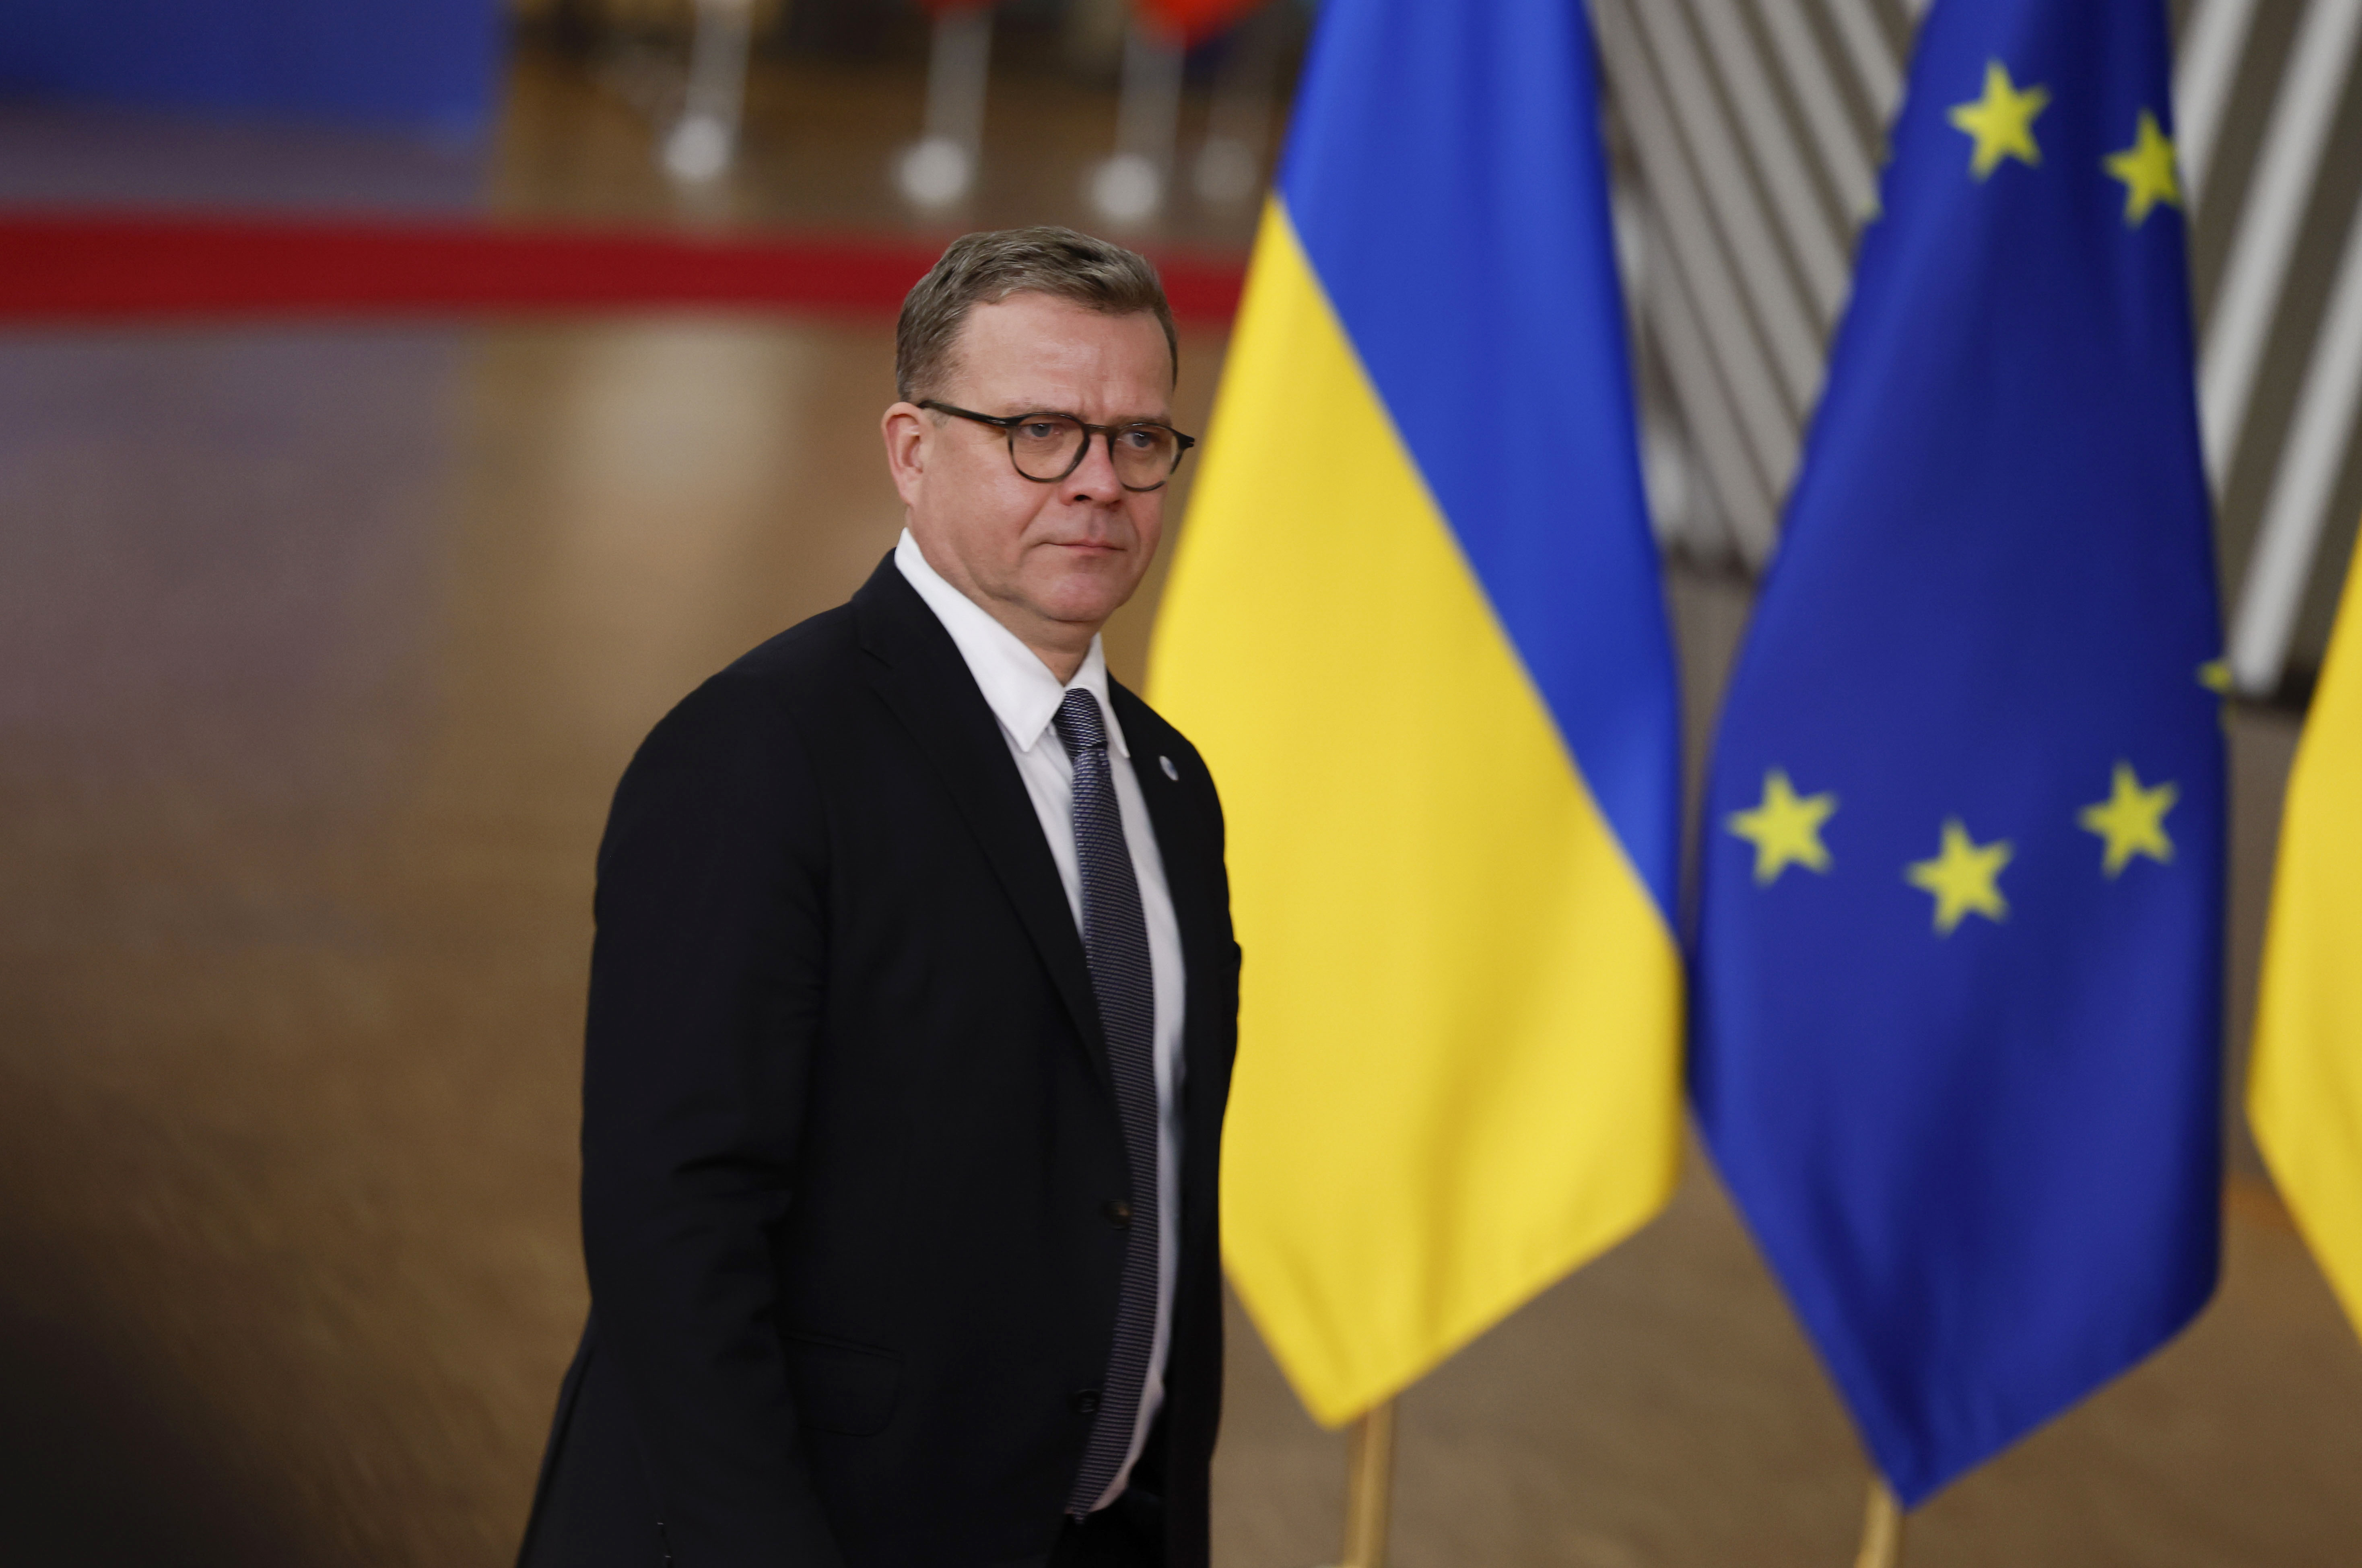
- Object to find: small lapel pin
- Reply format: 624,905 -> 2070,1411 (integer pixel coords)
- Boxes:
1159,754 -> 1180,781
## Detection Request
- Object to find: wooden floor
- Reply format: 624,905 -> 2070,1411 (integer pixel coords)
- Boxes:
1,43 -> 2358,1568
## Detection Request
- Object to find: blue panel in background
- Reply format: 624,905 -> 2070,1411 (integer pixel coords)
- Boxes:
0,0 -> 503,138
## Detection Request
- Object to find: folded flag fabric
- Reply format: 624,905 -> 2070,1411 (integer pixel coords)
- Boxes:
1148,0 -> 1684,1424
2250,537 -> 2362,1342
1692,0 -> 2225,1504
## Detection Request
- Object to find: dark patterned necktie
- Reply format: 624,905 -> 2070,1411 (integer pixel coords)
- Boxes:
1051,688 -> 1161,1517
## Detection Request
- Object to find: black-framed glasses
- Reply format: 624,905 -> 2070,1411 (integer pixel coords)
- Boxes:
920,400 -> 1198,492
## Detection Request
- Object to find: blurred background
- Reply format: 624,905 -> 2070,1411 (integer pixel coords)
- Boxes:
3,0 -> 2362,1563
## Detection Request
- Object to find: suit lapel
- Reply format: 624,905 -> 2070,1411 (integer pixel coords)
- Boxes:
853,558 -> 1111,1090
1112,685 -> 1230,1135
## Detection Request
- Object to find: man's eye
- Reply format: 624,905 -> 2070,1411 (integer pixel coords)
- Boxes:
1019,422 -> 1064,441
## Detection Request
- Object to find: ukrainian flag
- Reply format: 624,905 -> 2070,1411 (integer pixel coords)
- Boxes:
2252,538 -> 2362,1341
1148,0 -> 1682,1423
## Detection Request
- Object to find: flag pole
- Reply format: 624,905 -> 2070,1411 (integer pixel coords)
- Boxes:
1852,1476 -> 1903,1568
1189,1 -> 1285,208
895,4 -> 993,208
1084,21 -> 1185,225
661,0 -> 755,183
1335,1399 -> 1397,1568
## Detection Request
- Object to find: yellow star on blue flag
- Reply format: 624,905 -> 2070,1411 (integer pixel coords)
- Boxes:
2105,110 -> 2181,225
1906,818 -> 2013,934
1950,60 -> 2050,178
2078,762 -> 2177,875
1727,769 -> 1837,885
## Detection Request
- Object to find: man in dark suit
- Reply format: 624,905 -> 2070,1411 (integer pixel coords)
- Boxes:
516,227 -> 1237,1568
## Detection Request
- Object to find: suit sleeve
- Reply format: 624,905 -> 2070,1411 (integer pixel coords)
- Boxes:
579,670 -> 847,1567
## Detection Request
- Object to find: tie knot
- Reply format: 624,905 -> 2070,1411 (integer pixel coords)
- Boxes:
1051,688 -> 1107,759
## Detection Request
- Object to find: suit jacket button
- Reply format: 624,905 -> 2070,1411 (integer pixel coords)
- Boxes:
1103,1200 -> 1132,1226
1072,1388 -> 1101,1416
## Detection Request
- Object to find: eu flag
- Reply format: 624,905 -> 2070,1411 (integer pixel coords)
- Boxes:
1692,0 -> 2224,1504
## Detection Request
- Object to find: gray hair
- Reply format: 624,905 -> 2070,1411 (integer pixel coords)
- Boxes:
895,226 -> 1178,404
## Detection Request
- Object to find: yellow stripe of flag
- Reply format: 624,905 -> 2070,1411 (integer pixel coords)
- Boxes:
2252,528 -> 2362,1337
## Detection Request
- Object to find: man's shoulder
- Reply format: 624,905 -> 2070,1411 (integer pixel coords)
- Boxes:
711,601 -> 866,696
630,602 -> 872,774
693,551 -> 942,710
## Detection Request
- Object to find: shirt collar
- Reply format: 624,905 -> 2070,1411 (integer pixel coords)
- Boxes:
895,528 -> 1129,758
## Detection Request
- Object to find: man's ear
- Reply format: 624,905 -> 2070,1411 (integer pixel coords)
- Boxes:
882,402 -> 929,508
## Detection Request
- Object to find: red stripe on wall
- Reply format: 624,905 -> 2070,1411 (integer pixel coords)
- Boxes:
0,212 -> 1248,326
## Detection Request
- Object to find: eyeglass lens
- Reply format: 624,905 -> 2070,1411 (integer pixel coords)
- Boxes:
1009,416 -> 1180,487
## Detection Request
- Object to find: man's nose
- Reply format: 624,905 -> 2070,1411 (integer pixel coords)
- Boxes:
1061,431 -> 1126,505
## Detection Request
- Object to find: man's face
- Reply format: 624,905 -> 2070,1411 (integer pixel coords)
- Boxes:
884,293 -> 1174,663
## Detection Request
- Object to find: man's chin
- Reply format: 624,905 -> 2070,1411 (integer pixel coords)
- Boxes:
1027,563 -> 1143,624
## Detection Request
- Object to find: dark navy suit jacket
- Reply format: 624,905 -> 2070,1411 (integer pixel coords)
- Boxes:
515,555 -> 1238,1568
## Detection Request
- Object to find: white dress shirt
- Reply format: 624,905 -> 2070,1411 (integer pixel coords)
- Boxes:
895,529 -> 1185,1511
